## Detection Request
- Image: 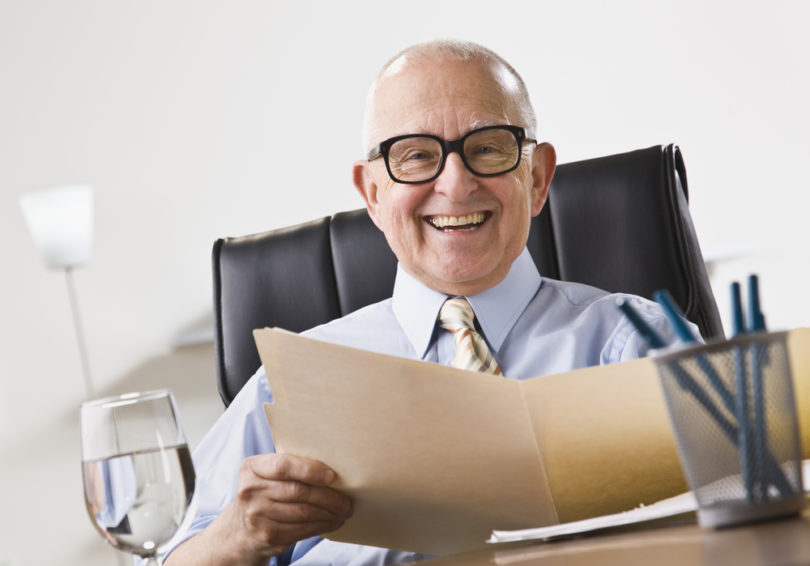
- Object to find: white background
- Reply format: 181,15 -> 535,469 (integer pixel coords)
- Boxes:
1,1 -> 809,564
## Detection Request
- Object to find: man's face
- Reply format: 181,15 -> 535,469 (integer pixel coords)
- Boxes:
353,58 -> 556,296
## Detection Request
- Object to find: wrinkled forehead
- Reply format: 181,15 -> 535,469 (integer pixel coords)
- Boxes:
364,57 -> 526,147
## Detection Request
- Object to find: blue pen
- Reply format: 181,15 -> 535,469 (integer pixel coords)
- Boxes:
653,289 -> 736,411
730,281 -> 745,337
747,274 -> 770,499
615,297 -> 667,349
747,274 -> 767,333
730,281 -> 754,501
652,290 -> 700,343
616,297 -> 739,443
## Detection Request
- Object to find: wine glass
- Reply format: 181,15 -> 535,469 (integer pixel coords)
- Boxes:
80,389 -> 196,565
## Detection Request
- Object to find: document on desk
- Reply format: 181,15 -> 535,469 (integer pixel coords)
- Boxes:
490,459 -> 810,545
489,490 -> 697,544
254,327 -> 810,555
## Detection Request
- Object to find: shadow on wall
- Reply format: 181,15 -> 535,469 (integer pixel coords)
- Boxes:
3,337 -> 224,461
79,340 -> 225,449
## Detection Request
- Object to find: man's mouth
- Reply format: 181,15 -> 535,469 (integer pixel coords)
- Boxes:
426,212 -> 489,231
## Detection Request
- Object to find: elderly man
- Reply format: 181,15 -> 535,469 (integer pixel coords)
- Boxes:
164,39 -> 680,565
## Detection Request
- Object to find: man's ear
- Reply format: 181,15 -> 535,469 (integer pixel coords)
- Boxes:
529,142 -> 556,216
353,160 -> 384,228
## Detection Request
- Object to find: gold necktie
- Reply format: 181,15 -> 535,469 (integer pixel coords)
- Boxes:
438,298 -> 502,375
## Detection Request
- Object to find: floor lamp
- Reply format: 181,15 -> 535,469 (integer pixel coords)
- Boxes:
20,184 -> 96,399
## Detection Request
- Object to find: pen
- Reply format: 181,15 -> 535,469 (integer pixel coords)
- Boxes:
652,290 -> 700,344
747,274 -> 769,498
653,289 -> 736,411
730,282 -> 745,337
616,297 -> 738,448
730,281 -> 754,501
615,297 -> 667,349
747,274 -> 766,333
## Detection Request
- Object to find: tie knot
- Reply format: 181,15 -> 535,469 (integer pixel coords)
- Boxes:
438,298 -> 476,333
437,298 -> 502,376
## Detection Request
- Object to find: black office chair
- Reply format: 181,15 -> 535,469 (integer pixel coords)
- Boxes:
212,144 -> 723,407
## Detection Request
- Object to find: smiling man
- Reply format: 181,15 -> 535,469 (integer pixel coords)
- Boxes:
163,40 -> 679,566
354,49 -> 555,297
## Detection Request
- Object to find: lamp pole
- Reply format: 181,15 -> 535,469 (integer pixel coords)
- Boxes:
20,184 -> 96,399
65,266 -> 95,399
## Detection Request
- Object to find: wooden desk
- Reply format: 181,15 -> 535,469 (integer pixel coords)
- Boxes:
417,512 -> 810,565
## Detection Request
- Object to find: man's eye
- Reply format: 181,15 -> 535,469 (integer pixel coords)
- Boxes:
470,143 -> 508,157
400,149 -> 437,162
405,151 -> 430,161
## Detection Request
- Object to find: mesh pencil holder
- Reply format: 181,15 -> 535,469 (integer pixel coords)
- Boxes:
652,331 -> 805,528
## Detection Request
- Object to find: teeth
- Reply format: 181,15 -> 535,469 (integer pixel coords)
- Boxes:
429,212 -> 486,229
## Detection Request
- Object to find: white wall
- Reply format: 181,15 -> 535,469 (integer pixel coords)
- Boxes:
1,1 -> 809,564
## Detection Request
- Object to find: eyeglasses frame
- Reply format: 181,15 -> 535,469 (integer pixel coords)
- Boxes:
366,124 -> 537,185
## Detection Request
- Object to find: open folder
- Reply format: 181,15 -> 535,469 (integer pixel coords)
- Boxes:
255,327 -> 810,555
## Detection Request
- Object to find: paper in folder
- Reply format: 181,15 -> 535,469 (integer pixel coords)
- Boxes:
254,327 -> 810,555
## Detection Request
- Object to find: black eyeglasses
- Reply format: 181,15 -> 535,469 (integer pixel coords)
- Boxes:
366,125 -> 536,184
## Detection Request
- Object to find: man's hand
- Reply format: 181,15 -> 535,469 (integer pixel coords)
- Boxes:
230,453 -> 354,558
166,453 -> 353,566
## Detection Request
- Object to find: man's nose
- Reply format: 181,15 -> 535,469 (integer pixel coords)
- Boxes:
433,153 -> 477,201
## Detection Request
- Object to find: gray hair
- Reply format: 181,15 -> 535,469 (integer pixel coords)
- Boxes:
361,39 -> 537,150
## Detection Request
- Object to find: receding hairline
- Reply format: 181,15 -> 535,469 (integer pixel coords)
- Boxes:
361,39 -> 537,151
379,39 -> 524,85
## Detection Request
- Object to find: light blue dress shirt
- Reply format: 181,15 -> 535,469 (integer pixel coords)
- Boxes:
162,249 -> 683,565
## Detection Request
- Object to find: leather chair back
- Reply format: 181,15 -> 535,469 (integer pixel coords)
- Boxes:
212,144 -> 723,406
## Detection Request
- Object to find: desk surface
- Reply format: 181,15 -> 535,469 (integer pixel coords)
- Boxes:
417,511 -> 810,565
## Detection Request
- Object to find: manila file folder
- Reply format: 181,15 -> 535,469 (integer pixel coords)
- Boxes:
255,327 -> 810,555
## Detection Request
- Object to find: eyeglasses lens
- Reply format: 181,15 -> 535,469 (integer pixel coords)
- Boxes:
387,137 -> 443,183
387,127 -> 521,183
463,128 -> 520,174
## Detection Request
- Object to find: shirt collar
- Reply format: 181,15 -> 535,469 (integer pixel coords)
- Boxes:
392,248 -> 542,359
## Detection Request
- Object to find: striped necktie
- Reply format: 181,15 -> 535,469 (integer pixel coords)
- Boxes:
438,298 -> 502,375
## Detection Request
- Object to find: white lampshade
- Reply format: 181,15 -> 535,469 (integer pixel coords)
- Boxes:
19,184 -> 94,269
